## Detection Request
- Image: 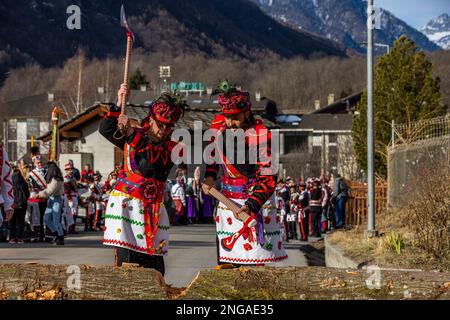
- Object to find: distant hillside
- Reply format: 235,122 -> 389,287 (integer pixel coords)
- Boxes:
0,0 -> 346,83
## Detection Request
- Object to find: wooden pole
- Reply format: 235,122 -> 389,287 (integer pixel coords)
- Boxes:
121,35 -> 133,115
207,186 -> 256,227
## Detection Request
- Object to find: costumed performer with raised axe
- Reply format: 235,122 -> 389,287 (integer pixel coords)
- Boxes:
99,83 -> 187,275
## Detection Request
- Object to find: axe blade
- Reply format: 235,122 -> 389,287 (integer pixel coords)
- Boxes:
120,4 -> 135,41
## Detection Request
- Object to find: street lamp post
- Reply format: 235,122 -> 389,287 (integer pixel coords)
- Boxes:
360,42 -> 390,54
159,65 -> 171,94
367,0 -> 378,238
376,43 -> 390,54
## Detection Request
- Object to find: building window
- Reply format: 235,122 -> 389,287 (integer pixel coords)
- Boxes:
7,119 -> 17,161
6,118 -> 50,161
328,133 -> 337,143
313,135 -> 323,147
285,134 -> 308,154
27,118 -> 39,139
327,133 -> 338,147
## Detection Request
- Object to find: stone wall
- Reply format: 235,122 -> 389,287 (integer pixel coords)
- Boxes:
387,135 -> 450,208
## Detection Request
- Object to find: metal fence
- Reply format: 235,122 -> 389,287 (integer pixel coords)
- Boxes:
388,115 -> 450,207
346,180 -> 387,226
391,115 -> 450,147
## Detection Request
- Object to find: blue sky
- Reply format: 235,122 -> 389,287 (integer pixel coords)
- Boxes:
374,0 -> 449,28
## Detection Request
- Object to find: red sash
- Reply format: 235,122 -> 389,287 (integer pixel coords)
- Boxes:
116,144 -> 165,255
29,170 -> 47,203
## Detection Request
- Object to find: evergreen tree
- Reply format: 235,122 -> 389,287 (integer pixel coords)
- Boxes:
129,68 -> 148,90
352,36 -> 446,178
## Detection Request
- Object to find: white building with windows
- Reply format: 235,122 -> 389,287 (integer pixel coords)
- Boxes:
0,92 -> 77,162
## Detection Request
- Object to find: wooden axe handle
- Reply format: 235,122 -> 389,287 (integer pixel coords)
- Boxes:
207,186 -> 256,227
121,35 -> 133,115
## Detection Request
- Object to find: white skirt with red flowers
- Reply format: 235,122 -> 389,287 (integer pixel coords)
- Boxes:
102,190 -> 170,256
216,194 -> 287,265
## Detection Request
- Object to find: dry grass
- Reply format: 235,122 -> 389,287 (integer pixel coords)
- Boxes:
329,206 -> 449,271
330,159 -> 449,271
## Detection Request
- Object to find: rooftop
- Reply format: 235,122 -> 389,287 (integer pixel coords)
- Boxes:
0,92 -> 77,119
277,113 -> 354,131
312,91 -> 363,114
38,103 -> 279,141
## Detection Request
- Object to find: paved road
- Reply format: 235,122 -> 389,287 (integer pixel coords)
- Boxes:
0,224 -> 310,287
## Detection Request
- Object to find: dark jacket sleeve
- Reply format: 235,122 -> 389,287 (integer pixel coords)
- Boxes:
13,172 -> 30,209
99,104 -> 126,150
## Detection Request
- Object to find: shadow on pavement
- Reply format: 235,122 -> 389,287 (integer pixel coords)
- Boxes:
298,240 -> 326,266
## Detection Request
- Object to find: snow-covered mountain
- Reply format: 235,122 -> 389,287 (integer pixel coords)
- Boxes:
420,13 -> 450,50
252,0 -> 440,54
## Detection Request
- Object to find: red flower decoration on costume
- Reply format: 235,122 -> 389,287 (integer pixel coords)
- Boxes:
244,243 -> 253,251
140,180 -> 157,202
122,203 -> 127,208
276,216 -> 280,223
264,216 -> 271,224
227,217 -> 233,225
265,178 -> 276,189
215,216 -> 220,223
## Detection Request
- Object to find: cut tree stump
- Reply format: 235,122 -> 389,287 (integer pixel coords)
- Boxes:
0,264 -> 167,300
1,264 -> 448,300
180,266 -> 450,300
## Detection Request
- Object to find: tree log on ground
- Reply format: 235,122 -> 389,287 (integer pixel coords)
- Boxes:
0,264 -> 449,300
0,263 -> 167,300
181,267 -> 450,300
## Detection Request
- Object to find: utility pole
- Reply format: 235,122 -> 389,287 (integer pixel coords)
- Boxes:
367,0 -> 378,238
106,56 -> 111,102
76,49 -> 84,113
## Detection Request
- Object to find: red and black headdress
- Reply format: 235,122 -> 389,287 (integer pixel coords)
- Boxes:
214,80 -> 252,116
141,92 -> 186,130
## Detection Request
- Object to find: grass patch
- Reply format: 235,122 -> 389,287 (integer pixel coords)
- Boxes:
328,208 -> 449,271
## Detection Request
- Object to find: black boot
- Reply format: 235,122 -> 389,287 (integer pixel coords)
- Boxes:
50,232 -> 58,244
55,235 -> 64,246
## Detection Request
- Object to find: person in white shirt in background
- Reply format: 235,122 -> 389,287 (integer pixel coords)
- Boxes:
171,176 -> 186,225
31,161 -> 65,245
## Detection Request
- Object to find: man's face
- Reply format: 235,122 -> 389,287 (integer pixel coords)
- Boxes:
36,160 -> 43,169
224,112 -> 246,129
84,165 -> 90,171
66,169 -> 73,176
148,117 -> 172,141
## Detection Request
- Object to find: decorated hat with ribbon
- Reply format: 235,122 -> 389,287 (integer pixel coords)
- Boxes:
142,92 -> 186,130
213,80 -> 252,116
